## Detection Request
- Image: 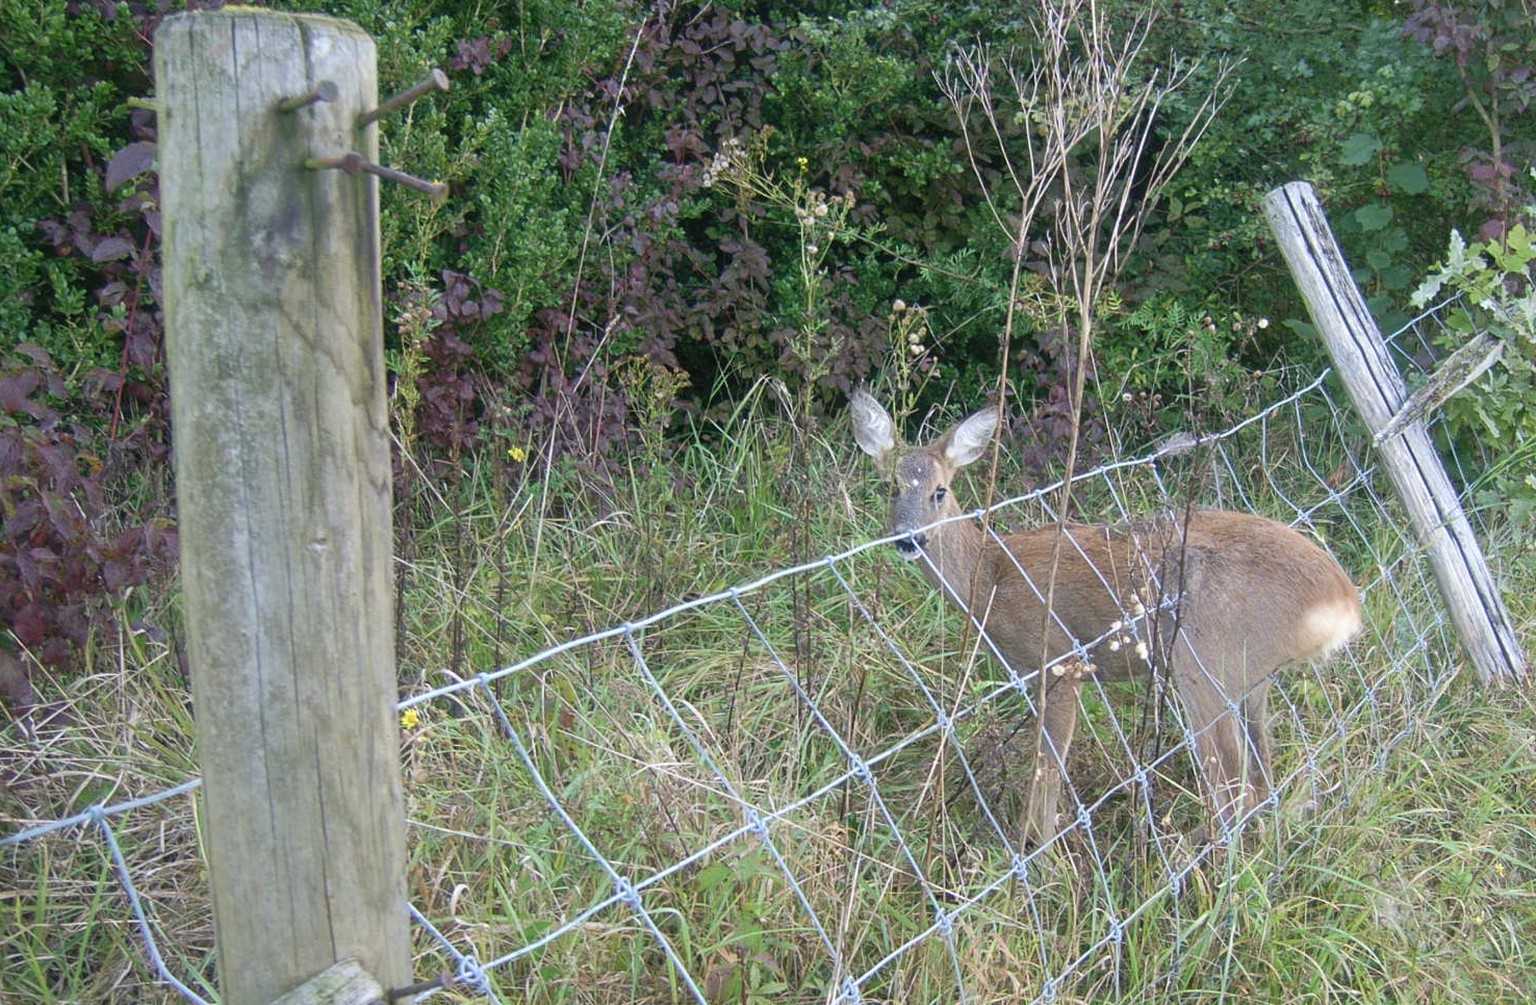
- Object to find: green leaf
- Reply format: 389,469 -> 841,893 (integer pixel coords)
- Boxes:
1446,307 -> 1477,333
1339,132 -> 1382,166
1489,223 -> 1536,272
1283,318 -> 1317,340
697,862 -> 734,893
1354,203 -> 1393,231
1386,161 -> 1429,194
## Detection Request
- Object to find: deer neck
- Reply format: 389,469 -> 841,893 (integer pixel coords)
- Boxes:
919,514 -> 994,612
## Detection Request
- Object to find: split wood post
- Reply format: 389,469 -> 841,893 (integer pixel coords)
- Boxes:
156,11 -> 411,1004
1263,181 -> 1527,686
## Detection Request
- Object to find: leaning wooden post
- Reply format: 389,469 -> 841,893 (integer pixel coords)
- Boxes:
1263,181 -> 1527,686
156,11 -> 410,1004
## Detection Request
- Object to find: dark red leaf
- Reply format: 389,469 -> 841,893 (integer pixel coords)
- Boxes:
11,604 -> 51,646
90,236 -> 136,263
101,558 -> 135,593
0,650 -> 34,715
105,141 -> 157,192
0,372 -> 44,418
35,219 -> 69,248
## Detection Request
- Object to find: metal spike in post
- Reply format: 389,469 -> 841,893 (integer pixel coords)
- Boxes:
357,68 -> 449,128
305,152 -> 448,201
280,79 -> 340,113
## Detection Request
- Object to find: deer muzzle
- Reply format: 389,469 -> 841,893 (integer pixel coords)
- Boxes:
894,532 -> 926,559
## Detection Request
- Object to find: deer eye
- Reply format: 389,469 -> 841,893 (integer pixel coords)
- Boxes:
933,486 -> 948,504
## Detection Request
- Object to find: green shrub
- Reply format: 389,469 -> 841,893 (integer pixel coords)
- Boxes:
0,0 -> 1522,681
1134,4 -> 1477,331
1412,220 -> 1536,524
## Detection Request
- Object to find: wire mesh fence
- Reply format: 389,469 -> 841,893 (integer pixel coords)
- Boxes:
0,306 -> 1500,1003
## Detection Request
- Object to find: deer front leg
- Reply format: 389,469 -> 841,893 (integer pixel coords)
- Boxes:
1021,659 -> 1090,846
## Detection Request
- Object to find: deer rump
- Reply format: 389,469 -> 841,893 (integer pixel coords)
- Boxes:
952,511 -> 1360,840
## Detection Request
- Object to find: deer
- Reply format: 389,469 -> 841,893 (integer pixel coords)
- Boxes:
849,389 -> 1363,846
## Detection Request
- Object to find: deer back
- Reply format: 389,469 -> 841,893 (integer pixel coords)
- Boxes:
975,512 -> 1361,686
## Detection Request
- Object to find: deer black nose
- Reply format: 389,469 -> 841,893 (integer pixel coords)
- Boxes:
894,532 -> 925,558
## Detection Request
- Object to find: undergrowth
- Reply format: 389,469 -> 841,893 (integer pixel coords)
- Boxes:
3,387 -> 1533,1004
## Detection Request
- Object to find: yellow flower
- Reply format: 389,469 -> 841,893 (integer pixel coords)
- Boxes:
797,156 -> 809,173
508,445 -> 527,463
400,708 -> 421,730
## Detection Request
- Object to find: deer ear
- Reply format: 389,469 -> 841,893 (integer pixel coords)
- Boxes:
849,389 -> 897,462
943,407 -> 998,468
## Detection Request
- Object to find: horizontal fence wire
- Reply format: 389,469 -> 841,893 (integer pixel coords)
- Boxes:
0,302 -> 1489,1003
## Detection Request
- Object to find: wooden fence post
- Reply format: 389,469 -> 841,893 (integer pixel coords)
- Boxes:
1263,180 -> 1527,686
155,11 -> 410,1003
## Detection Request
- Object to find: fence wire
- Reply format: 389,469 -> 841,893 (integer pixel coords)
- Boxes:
0,304 -> 1498,1003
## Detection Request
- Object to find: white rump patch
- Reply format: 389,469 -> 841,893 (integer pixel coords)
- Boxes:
1304,598 -> 1364,658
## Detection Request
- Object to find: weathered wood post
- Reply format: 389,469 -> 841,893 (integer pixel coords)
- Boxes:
156,11 -> 410,1003
1263,181 -> 1527,686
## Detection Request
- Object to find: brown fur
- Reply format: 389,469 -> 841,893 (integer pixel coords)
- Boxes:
852,391 -> 1363,845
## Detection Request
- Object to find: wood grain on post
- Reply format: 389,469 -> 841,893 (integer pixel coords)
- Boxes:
1263,181 -> 1526,686
155,11 -> 410,1003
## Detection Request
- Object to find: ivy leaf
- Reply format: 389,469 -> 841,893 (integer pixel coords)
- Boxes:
1338,132 -> 1382,166
1386,161 -> 1429,194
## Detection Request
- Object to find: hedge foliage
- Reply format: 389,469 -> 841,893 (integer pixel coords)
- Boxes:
0,0 -> 1528,681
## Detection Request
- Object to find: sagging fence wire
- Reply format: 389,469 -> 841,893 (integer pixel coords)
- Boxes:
1,311 -> 1485,1002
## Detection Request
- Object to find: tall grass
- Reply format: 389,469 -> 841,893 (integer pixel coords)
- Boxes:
2,381 -> 1534,1004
